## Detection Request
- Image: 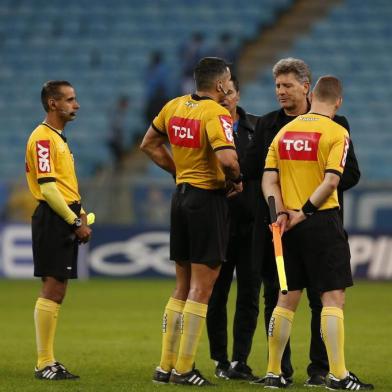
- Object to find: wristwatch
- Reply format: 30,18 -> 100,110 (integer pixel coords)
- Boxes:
72,217 -> 82,230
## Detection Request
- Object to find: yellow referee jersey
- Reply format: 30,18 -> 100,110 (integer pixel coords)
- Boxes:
152,94 -> 235,190
265,113 -> 349,210
25,123 -> 81,203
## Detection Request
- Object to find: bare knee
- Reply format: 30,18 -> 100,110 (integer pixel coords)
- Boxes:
276,290 -> 302,312
321,289 -> 345,309
40,277 -> 67,304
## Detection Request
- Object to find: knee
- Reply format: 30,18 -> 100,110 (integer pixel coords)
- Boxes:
188,286 -> 212,304
41,279 -> 67,304
41,289 -> 65,304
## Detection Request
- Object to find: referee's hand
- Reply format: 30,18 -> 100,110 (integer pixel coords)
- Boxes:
226,180 -> 243,198
74,223 -> 92,244
286,210 -> 306,231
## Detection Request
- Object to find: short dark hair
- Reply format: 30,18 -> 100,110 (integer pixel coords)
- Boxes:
194,57 -> 230,90
41,80 -> 73,112
313,75 -> 342,103
231,74 -> 239,92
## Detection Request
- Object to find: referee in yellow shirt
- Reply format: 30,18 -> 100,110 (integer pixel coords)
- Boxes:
261,76 -> 373,390
25,81 -> 92,380
141,57 -> 243,386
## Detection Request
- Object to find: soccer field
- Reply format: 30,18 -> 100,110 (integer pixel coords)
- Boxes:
0,279 -> 391,391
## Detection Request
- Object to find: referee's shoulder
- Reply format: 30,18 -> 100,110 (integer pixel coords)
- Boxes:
28,123 -> 50,140
330,115 -> 349,137
332,114 -> 350,132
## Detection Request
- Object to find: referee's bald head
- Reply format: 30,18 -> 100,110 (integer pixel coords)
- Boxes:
312,76 -> 342,104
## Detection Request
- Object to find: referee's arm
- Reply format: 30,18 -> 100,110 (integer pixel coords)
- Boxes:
140,126 -> 176,176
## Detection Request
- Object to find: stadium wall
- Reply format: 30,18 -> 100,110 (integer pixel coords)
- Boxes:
1,224 -> 391,280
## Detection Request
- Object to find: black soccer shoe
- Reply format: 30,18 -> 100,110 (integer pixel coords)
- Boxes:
152,366 -> 171,384
226,362 -> 258,381
35,362 -> 79,380
170,368 -> 214,386
251,373 -> 292,386
304,374 -> 325,387
325,372 -> 374,390
261,373 -> 291,388
214,361 -> 230,380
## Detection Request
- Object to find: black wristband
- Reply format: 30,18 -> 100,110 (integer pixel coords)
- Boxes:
277,211 -> 289,219
302,199 -> 318,217
232,173 -> 243,184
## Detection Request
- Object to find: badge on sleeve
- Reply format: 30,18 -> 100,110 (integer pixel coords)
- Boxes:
219,115 -> 234,143
36,140 -> 51,173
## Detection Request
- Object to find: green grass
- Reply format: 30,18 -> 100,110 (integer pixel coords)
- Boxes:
0,279 -> 391,391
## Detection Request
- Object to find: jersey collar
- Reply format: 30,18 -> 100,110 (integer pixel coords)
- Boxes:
191,94 -> 213,101
42,122 -> 67,142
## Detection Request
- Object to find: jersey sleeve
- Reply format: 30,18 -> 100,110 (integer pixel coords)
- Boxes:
30,137 -> 57,183
264,137 -> 279,171
205,108 -> 235,151
152,102 -> 169,135
325,129 -> 350,176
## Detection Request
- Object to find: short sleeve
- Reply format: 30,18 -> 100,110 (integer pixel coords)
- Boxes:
326,130 -> 350,176
152,102 -> 169,135
205,110 -> 235,151
30,138 -> 57,183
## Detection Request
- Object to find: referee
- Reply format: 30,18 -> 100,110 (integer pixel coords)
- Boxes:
243,58 -> 360,387
25,81 -> 92,380
141,57 -> 243,386
261,76 -> 373,390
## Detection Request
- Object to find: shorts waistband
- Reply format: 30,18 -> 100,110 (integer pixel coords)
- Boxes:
176,183 -> 226,195
39,200 -> 81,207
293,207 -> 339,213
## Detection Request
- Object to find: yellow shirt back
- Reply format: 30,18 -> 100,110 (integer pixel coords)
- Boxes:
265,113 -> 349,210
25,123 -> 81,203
152,94 -> 235,190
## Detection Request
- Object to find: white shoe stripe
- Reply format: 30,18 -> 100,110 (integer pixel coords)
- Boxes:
43,370 -> 51,377
189,374 -> 196,382
49,372 -> 56,379
198,378 -> 204,385
347,380 -> 353,388
193,376 -> 200,384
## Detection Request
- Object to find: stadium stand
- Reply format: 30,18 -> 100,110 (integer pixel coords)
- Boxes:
0,0 -> 292,181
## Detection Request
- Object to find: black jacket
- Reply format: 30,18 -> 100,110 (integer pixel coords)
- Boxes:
241,108 -> 361,273
228,106 -> 259,231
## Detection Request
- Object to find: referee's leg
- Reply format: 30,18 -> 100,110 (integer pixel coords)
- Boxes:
263,278 -> 293,378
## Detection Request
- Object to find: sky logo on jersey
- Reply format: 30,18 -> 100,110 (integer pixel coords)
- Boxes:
219,115 -> 234,143
168,117 -> 200,148
36,140 -> 51,173
279,131 -> 321,161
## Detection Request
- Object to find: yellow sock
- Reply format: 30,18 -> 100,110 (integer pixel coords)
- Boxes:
321,307 -> 347,379
159,297 -> 186,372
175,300 -> 207,374
267,306 -> 294,375
34,297 -> 60,369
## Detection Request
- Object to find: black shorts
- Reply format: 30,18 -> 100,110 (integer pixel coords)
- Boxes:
283,209 -> 353,292
170,183 -> 229,265
32,201 -> 81,279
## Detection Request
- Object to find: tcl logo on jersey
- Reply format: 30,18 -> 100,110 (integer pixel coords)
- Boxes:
279,132 -> 321,161
168,117 -> 200,148
36,140 -> 51,173
340,137 -> 350,168
219,115 -> 234,143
